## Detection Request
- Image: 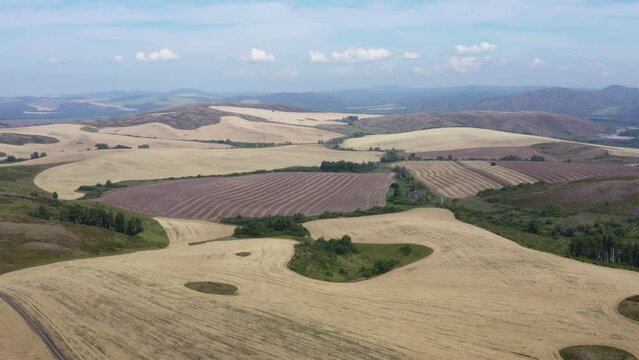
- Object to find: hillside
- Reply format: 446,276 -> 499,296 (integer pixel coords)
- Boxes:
353,111 -> 606,139
479,85 -> 639,120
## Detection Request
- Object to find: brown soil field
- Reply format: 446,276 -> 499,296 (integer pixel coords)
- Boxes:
1,209 -> 638,359
353,110 -> 605,139
0,133 -> 59,145
403,160 -> 639,198
401,160 -> 536,198
343,127 -> 561,153
100,116 -> 342,144
100,172 -> 393,220
498,161 -> 639,183
33,145 -> 382,199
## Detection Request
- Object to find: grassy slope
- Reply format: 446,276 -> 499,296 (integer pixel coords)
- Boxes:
448,177 -> 639,269
289,242 -> 431,282
0,164 -> 168,274
618,296 -> 639,323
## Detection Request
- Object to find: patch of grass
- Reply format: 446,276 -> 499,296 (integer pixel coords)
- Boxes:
0,163 -> 168,274
289,237 -> 432,282
618,295 -> 639,323
559,345 -> 637,360
185,281 -> 238,295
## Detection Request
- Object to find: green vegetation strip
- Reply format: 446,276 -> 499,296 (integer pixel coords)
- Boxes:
289,235 -> 432,282
559,345 -> 637,360
618,295 -> 639,323
0,164 -> 168,274
185,282 -> 238,295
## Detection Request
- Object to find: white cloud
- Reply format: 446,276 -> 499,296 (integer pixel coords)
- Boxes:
531,57 -> 545,69
250,48 -> 276,63
135,48 -> 179,62
455,41 -> 496,55
113,55 -> 124,63
402,51 -> 421,60
48,57 -> 62,64
331,48 -> 391,63
449,56 -> 480,73
279,66 -> 298,78
309,51 -> 328,63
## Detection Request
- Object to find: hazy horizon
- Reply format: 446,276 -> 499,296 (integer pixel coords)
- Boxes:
2,0 -> 639,96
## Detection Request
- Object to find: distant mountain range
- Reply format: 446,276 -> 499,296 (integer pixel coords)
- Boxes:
1,85 -> 638,127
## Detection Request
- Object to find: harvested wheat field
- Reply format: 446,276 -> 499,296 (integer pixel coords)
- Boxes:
1,209 -> 638,359
0,298 -> 53,360
101,172 -> 394,220
342,127 -> 561,153
34,145 -> 382,199
101,116 -> 342,144
0,123 -> 227,164
402,160 -> 536,198
210,105 -> 379,127
499,161 -> 639,183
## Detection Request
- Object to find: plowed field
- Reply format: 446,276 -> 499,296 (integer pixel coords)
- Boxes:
100,172 -> 394,220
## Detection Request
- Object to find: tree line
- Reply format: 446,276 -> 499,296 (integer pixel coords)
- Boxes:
568,219 -> 639,267
319,160 -> 376,172
34,204 -> 144,236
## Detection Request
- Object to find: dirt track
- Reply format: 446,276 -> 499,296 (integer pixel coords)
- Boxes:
0,209 -> 638,359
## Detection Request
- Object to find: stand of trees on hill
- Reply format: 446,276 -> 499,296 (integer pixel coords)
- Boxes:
319,160 -> 376,172
568,220 -> 639,267
225,215 -> 309,238
33,204 -> 144,236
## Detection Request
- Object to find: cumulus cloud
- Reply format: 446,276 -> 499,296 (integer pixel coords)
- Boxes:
135,48 -> 179,62
113,55 -> 124,63
531,57 -> 545,69
402,51 -> 421,60
250,48 -> 276,63
331,48 -> 391,63
455,41 -> 496,55
308,51 -> 328,63
449,56 -> 480,73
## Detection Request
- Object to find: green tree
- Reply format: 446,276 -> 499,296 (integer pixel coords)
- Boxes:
52,191 -> 58,200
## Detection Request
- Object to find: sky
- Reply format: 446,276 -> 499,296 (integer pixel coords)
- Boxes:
1,0 -> 639,96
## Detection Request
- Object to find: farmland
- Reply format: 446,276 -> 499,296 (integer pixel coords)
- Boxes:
2,209 -> 637,359
33,145 -> 382,199
499,161 -> 639,183
402,160 -> 535,198
209,105 -> 380,127
402,160 -> 639,198
100,172 -> 394,220
342,127 -> 561,152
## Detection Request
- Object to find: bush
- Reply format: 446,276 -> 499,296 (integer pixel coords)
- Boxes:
138,144 -> 150,149
499,154 -> 521,161
530,155 -> 545,161
95,143 -> 109,150
52,191 -> 58,200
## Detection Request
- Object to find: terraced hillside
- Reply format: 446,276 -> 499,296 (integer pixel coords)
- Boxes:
100,172 -> 394,220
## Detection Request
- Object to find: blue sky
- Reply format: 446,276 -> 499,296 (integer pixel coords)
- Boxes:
1,0 -> 638,96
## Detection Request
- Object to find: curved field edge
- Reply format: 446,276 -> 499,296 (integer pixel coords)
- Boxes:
559,345 -> 637,360
617,296 -> 639,323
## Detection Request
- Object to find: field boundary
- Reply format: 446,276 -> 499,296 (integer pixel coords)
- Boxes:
0,290 -> 67,360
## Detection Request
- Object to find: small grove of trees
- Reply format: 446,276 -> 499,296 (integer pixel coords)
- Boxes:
499,154 -> 522,161
381,149 -> 402,163
95,143 -> 132,150
530,155 -> 545,161
319,160 -> 375,172
58,204 -> 144,236
228,215 -> 309,238
315,235 -> 357,255
568,219 -> 639,267
30,151 -> 47,159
